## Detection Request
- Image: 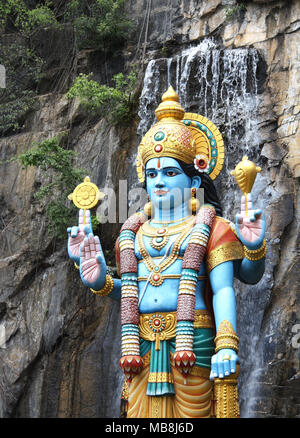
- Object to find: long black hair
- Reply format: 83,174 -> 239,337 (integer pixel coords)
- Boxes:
177,160 -> 223,217
143,158 -> 223,217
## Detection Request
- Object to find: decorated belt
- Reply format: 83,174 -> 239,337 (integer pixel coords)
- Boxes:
137,274 -> 208,283
139,310 -> 213,350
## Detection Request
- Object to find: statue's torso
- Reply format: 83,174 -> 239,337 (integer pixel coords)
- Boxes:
135,222 -> 207,314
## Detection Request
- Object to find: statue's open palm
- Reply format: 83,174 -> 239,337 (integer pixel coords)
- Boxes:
80,232 -> 107,290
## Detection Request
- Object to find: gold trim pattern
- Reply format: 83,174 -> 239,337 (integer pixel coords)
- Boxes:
206,241 -> 244,272
243,239 -> 266,261
139,310 -> 213,345
148,372 -> 174,383
90,274 -> 114,296
139,313 -> 177,347
213,366 -> 240,418
183,113 -> 225,181
137,274 -> 207,281
215,320 -> 239,353
141,216 -> 195,237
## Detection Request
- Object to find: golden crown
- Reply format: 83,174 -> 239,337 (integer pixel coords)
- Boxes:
136,86 -> 225,182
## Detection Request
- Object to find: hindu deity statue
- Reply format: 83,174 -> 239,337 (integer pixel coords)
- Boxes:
67,86 -> 266,418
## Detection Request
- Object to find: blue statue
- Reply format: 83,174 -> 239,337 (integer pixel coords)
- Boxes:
67,87 -> 266,418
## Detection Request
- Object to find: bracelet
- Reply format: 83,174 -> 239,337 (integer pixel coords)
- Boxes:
74,262 -> 79,270
215,320 -> 239,354
215,343 -> 239,353
243,239 -> 266,261
90,274 -> 114,296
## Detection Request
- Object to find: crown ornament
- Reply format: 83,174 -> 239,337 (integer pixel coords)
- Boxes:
136,86 -> 225,183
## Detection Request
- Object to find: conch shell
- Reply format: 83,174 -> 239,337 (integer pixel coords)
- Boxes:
230,156 -> 261,195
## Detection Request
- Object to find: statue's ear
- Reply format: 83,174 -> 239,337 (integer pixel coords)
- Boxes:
191,175 -> 201,189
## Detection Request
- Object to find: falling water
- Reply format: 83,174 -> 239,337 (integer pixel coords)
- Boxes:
137,39 -> 260,157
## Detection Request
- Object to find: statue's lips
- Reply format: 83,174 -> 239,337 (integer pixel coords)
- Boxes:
154,189 -> 169,196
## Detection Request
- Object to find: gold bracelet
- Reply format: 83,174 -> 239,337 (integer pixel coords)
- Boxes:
74,262 -> 79,270
90,274 -> 114,296
243,239 -> 266,261
215,320 -> 239,353
215,343 -> 239,353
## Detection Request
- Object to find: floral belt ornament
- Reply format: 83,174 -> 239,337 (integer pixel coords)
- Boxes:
140,313 -> 177,350
139,310 -> 214,351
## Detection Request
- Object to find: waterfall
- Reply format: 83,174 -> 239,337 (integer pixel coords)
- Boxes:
137,40 -> 260,157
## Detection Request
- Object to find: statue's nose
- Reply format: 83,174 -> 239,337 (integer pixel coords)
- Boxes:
155,172 -> 165,187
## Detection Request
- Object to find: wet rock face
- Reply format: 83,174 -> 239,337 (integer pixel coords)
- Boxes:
0,0 -> 299,418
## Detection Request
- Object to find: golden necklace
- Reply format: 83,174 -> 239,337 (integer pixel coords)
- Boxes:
141,216 -> 194,250
137,219 -> 194,286
151,214 -> 191,224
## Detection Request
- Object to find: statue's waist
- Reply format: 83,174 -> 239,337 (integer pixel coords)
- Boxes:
139,310 -> 214,343
137,274 -> 207,281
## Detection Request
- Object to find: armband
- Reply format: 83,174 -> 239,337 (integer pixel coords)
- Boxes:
215,320 -> 239,353
243,239 -> 266,261
90,274 -> 114,296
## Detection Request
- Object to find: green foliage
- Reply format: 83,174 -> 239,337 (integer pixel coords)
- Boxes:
0,0 -> 133,51
0,1 -> 58,35
0,42 -> 43,135
225,4 -> 246,21
18,136 -> 87,239
66,69 -> 138,125
64,0 -> 134,51
0,1 -> 135,134
91,214 -> 101,230
18,4 -> 58,34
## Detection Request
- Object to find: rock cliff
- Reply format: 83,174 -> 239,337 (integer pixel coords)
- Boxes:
0,0 -> 299,417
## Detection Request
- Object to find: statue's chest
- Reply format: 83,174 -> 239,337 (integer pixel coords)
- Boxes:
134,230 -> 192,260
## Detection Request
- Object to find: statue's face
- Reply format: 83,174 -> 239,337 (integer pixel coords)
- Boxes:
145,157 -> 200,211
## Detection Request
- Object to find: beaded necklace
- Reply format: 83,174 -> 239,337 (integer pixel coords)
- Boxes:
119,205 -> 216,382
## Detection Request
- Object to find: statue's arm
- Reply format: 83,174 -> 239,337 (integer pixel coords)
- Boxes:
234,194 -> 266,284
67,209 -> 121,301
234,257 -> 265,285
209,260 -> 239,380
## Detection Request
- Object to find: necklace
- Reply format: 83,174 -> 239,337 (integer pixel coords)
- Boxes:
151,214 -> 191,224
142,216 -> 194,236
137,221 -> 194,286
141,216 -> 195,251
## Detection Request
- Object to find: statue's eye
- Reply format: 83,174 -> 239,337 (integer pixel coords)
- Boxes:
166,171 -> 177,177
147,172 -> 156,178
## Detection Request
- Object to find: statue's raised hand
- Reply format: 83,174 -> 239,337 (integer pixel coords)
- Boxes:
67,209 -> 93,265
235,194 -> 265,249
80,231 -> 107,291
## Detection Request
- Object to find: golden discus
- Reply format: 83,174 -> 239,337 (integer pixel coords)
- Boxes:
68,176 -> 105,210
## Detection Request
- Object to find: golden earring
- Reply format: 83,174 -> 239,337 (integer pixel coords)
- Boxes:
189,187 -> 200,214
144,196 -> 152,217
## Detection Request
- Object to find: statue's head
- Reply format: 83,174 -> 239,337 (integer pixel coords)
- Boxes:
136,86 -> 225,215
